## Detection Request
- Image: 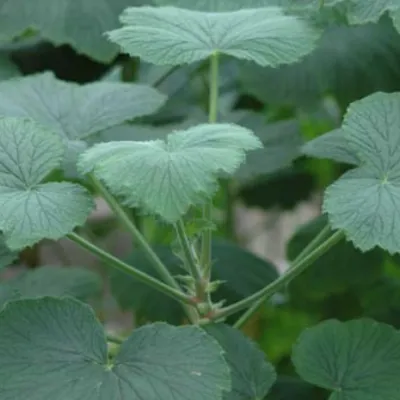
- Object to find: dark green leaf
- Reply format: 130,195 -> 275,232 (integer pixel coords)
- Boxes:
240,21 -> 400,108
0,0 -> 148,62
292,318 -> 400,400
0,266 -> 102,308
204,323 -> 276,400
0,297 -> 231,400
287,215 -> 384,300
0,235 -> 18,270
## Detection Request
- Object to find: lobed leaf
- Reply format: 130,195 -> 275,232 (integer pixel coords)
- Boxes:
0,297 -> 231,400
0,235 -> 17,270
79,123 -> 262,222
107,6 -> 320,67
323,92 -> 400,253
0,72 -> 167,141
154,0 -> 275,11
0,117 -> 93,249
292,319 -> 400,400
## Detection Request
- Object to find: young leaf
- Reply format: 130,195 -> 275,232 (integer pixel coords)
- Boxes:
110,239 -> 278,324
107,6 -> 320,67
302,128 -> 360,166
0,266 -> 102,309
323,92 -> 400,253
287,215 -> 384,301
0,297 -> 231,400
0,117 -> 93,250
0,0 -> 148,62
204,323 -> 276,400
0,72 -> 166,141
292,319 -> 400,400
79,123 -> 262,222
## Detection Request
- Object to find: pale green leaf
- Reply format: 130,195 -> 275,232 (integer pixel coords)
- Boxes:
205,323 -> 276,400
0,235 -> 17,270
79,123 -> 261,222
0,72 -> 167,141
302,128 -> 360,165
0,117 -> 94,249
0,0 -> 149,62
107,6 -> 320,67
0,266 -> 102,308
0,297 -> 231,400
0,54 -> 20,80
292,319 -> 400,400
323,92 -> 400,253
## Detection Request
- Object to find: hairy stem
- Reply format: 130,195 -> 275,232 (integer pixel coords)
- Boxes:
175,220 -> 205,300
201,51 -> 220,278
214,230 -> 345,321
233,223 -> 333,328
67,232 -> 194,306
89,175 -> 181,291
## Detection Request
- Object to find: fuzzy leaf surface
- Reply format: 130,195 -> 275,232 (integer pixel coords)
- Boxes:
292,319 -> 400,400
0,297 -> 230,400
0,72 -> 166,141
154,0 -> 274,10
324,92 -> 400,253
107,6 -> 320,67
205,323 -> 276,400
79,123 -> 261,222
0,117 -> 93,249
0,0 -> 148,62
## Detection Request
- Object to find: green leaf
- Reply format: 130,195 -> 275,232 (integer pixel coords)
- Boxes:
266,376 -> 315,400
0,0 -> 149,62
0,235 -> 17,270
0,117 -> 94,249
0,266 -> 102,308
287,215 -> 384,301
292,318 -> 400,400
0,72 -> 167,141
204,323 -> 276,400
240,21 -> 400,108
107,6 -> 320,67
324,92 -> 400,253
0,297 -> 231,400
302,128 -> 360,165
110,239 -> 278,324
79,123 -> 261,222
154,0 -> 274,11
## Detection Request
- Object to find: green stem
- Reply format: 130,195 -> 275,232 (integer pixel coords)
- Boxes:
233,223 -> 332,328
106,333 -> 124,345
67,232 -> 193,306
215,230 -> 345,321
89,175 -> 181,292
175,220 -> 205,299
201,51 -> 220,278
